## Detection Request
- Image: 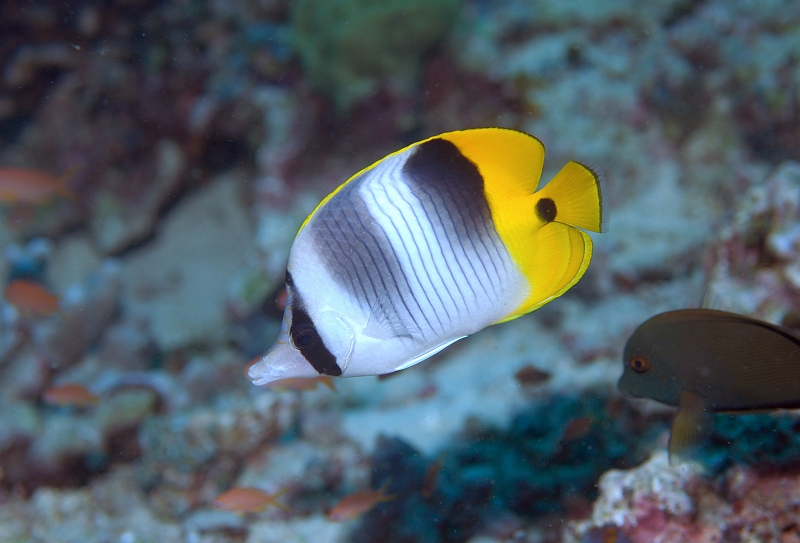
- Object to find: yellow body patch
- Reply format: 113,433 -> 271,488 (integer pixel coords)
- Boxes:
442,129 -> 604,321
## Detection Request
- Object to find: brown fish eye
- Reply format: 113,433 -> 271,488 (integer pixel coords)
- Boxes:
291,323 -> 319,351
629,356 -> 649,373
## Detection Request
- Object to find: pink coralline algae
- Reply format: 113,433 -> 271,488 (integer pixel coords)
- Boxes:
566,451 -> 800,543
706,161 -> 800,325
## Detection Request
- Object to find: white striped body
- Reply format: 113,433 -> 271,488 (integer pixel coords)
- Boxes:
288,149 -> 529,377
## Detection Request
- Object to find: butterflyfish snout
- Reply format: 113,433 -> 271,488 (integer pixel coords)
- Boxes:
249,127 -> 607,386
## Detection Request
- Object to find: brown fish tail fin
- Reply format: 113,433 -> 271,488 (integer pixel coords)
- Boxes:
321,376 -> 337,392
268,487 -> 291,512
269,499 -> 291,512
376,477 -> 396,502
56,164 -> 82,201
668,390 -> 713,466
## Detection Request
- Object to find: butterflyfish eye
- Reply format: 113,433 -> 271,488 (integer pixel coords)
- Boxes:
536,197 -> 557,223
291,323 -> 319,350
629,356 -> 649,373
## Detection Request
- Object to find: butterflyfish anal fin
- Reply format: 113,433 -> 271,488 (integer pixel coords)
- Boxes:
535,160 -> 607,234
668,390 -> 713,466
498,225 -> 591,323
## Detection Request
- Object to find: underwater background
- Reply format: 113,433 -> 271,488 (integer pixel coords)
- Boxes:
0,0 -> 799,541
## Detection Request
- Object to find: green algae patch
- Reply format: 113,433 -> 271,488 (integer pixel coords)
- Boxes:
291,0 -> 461,110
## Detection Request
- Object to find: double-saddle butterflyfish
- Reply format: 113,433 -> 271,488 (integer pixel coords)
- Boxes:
248,127 -> 607,386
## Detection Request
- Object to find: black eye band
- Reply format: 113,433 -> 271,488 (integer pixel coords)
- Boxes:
290,304 -> 342,376
291,322 -> 320,350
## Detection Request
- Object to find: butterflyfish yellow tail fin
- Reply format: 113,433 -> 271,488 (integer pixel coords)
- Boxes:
535,160 -> 608,234
498,160 -> 606,322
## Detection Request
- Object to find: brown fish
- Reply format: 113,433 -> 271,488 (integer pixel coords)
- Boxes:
42,383 -> 98,408
328,479 -> 395,521
560,416 -> 594,442
421,456 -> 444,499
514,364 -> 551,387
618,308 -> 800,463
213,487 -> 289,513
4,280 -> 59,317
0,166 -> 78,204
267,376 -> 336,392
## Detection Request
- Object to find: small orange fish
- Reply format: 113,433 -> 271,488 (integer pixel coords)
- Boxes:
268,376 -> 336,392
514,364 -> 551,387
0,166 -> 78,204
4,280 -> 60,317
213,487 -> 289,513
561,416 -> 594,442
328,479 -> 395,521
421,456 -> 444,499
41,383 -> 98,408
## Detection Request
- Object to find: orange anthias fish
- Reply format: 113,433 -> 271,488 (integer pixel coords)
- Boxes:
4,280 -> 60,317
328,480 -> 395,521
514,364 -> 551,387
421,456 -> 444,499
268,376 -> 336,392
213,487 -> 289,513
41,383 -> 98,408
0,166 -> 78,204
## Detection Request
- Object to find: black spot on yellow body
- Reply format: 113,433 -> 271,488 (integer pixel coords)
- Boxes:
536,197 -> 557,223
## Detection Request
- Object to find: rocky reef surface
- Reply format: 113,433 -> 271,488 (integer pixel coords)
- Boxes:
0,0 -> 799,541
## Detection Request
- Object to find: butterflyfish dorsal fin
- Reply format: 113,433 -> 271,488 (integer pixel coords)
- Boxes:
668,390 -> 713,466
439,127 -> 545,195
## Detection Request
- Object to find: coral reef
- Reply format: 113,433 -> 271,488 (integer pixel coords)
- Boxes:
291,0 -> 461,110
706,161 -> 800,325
346,394 -> 659,543
567,451 -> 800,543
0,0 -> 798,540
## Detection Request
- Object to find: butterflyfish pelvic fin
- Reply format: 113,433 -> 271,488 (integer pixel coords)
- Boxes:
391,336 -> 466,372
668,390 -> 713,466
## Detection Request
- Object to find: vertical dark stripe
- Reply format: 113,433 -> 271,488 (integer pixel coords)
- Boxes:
289,301 -> 342,376
403,138 -> 509,294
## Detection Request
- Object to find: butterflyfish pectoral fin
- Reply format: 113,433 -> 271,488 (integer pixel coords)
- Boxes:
363,293 -> 421,340
534,160 -> 608,233
668,390 -> 713,466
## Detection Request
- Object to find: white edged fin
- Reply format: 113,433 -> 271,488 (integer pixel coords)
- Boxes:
392,336 -> 466,372
362,293 -> 420,340
700,287 -> 744,314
